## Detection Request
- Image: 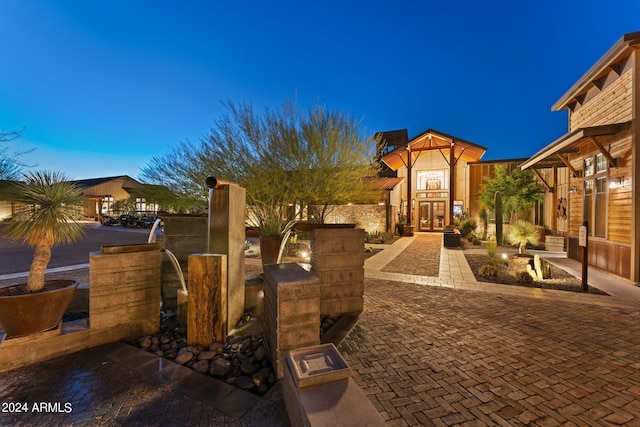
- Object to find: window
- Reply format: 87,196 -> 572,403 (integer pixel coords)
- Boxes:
136,198 -> 146,212
596,153 -> 607,173
584,157 -> 594,176
595,177 -> 607,237
584,180 -> 593,234
101,197 -> 114,215
583,153 -> 607,237
417,170 -> 448,191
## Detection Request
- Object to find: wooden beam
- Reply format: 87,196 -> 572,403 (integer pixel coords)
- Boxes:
610,57 -> 628,76
454,147 -> 466,166
587,136 -> 618,168
592,76 -> 606,90
556,153 -> 580,177
532,169 -> 553,192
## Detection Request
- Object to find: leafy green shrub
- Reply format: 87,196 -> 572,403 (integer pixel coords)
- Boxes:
487,238 -> 497,258
478,264 -> 499,278
380,231 -> 394,243
515,271 -> 534,284
457,218 -> 477,237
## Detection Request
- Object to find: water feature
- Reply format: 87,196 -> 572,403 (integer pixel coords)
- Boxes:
147,217 -> 187,294
277,220 -> 300,264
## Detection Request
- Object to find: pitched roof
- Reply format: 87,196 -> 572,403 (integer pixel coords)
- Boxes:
371,176 -> 404,191
381,129 -> 487,171
553,31 -> 640,111
71,175 -> 134,189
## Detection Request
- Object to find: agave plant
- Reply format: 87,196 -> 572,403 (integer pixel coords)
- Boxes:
6,171 -> 86,292
506,219 -> 539,254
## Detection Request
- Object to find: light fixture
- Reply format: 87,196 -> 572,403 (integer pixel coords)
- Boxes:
609,176 -> 624,189
412,199 -> 415,209
569,186 -> 578,194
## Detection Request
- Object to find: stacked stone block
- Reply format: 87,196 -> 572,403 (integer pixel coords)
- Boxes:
311,228 -> 365,316
89,243 -> 162,340
263,263 -> 320,378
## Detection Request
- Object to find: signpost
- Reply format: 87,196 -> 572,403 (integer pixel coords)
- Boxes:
579,221 -> 588,292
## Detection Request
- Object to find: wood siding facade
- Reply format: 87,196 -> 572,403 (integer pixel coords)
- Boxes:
522,32 -> 640,284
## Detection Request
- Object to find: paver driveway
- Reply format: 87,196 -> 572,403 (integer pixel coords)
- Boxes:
339,278 -> 640,426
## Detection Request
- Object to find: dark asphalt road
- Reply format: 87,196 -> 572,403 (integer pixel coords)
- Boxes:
0,222 -> 151,274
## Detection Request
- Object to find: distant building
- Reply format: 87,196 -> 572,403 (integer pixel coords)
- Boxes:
0,175 -> 159,221
378,128 -> 487,232
72,175 -> 149,219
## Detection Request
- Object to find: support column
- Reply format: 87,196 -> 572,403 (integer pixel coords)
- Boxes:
406,147 -> 412,225
449,140 -> 456,225
631,50 -> 640,284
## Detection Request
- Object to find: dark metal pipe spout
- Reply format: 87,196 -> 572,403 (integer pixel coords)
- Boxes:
206,176 -> 238,189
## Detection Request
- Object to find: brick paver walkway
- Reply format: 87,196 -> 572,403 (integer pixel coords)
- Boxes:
382,234 -> 441,277
339,278 -> 640,426
3,233 -> 640,426
344,234 -> 640,426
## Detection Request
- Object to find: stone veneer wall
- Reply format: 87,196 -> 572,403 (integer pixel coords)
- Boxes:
311,228 -> 365,316
310,204 -> 388,234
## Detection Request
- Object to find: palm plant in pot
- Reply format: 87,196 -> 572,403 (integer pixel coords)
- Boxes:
0,170 -> 86,338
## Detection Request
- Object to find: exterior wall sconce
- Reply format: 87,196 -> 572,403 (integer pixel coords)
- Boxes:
411,199 -> 415,209
609,177 -> 624,189
569,186 -> 578,194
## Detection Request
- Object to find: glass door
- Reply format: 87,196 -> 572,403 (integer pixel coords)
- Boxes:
419,202 -> 431,231
419,201 -> 446,231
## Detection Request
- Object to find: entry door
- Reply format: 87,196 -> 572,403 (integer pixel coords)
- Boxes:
419,201 -> 446,231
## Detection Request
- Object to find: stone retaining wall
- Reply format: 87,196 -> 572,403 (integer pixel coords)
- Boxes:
0,243 -> 162,372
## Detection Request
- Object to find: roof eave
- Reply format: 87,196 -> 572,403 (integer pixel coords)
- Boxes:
520,122 -> 630,170
552,31 -> 640,111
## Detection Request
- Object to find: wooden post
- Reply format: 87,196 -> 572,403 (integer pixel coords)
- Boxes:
187,254 -> 227,346
580,222 -> 588,292
406,146 -> 412,225
449,140 -> 455,225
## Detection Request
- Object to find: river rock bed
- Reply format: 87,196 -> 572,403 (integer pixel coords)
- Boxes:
130,312 -> 275,396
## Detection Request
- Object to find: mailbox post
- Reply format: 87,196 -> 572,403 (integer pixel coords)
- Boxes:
579,221 -> 588,292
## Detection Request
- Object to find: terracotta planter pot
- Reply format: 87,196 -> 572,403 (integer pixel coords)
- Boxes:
259,235 -> 281,265
0,280 -> 79,338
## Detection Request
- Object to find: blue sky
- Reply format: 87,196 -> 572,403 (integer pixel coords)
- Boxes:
1,1 -> 639,180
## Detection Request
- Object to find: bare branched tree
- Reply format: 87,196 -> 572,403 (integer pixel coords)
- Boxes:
0,127 -> 28,180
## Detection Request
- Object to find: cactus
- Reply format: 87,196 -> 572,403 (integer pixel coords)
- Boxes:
526,264 -> 538,280
495,191 -> 503,245
534,255 -> 544,280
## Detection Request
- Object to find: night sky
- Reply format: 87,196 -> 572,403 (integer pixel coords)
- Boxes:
1,1 -> 639,179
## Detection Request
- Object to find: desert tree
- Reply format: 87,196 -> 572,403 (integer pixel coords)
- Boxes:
140,99 -> 380,233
